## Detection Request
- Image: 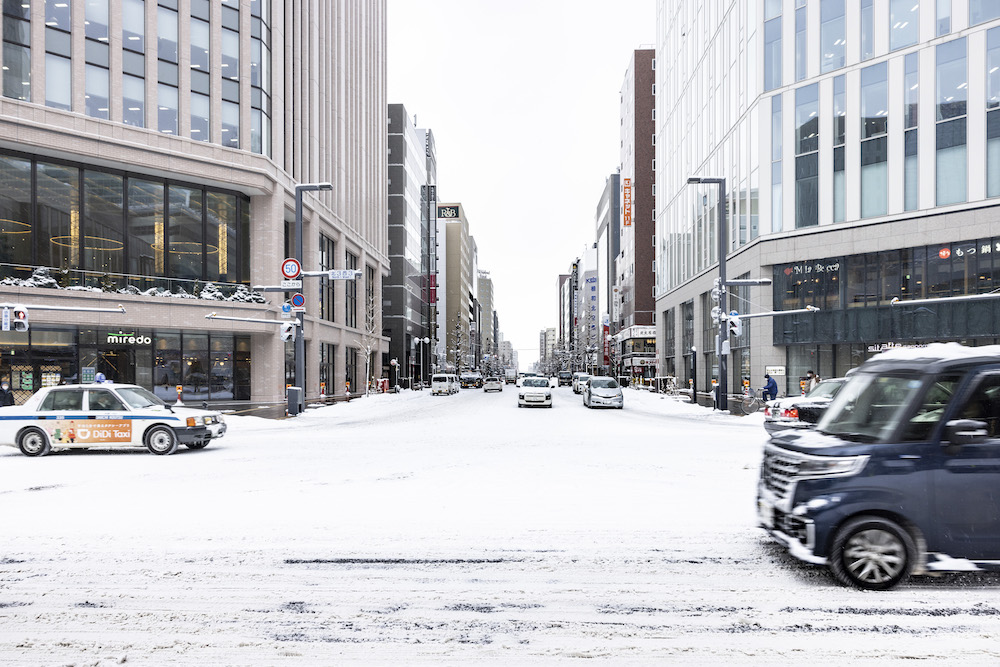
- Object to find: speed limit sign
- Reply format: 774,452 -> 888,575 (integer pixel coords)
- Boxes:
280,257 -> 301,280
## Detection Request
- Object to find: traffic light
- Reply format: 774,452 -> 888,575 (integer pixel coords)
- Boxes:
728,315 -> 742,338
279,322 -> 296,342
11,305 -> 28,332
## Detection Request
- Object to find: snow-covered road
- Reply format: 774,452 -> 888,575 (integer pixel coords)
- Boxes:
3,387 -> 1000,664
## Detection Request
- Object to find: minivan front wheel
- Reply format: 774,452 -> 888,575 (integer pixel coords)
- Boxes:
829,515 -> 915,590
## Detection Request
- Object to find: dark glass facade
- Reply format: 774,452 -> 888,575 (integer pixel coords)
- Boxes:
0,148 -> 250,288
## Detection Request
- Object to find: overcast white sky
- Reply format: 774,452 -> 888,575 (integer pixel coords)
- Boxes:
387,0 -> 656,367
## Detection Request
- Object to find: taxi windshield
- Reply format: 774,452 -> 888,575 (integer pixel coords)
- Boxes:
116,386 -> 166,409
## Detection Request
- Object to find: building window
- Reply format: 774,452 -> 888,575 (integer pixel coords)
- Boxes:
45,53 -> 71,111
0,154 -> 32,269
157,4 -> 178,135
44,0 -> 70,30
795,84 -> 819,228
83,170 -> 124,275
319,343 -> 336,395
319,234 -> 335,322
122,0 -> 145,127
820,0 -> 846,74
971,0 -> 1000,27
84,1 -> 110,120
861,62 -> 888,218
905,53 -> 920,209
937,0 -> 951,34
157,83 -> 178,135
989,29 -> 1000,198
122,74 -> 145,128
771,94 -> 783,232
191,92 -> 210,142
936,37 -> 967,206
222,101 -> 240,149
345,251 -> 358,328
764,16 -> 782,92
861,0 -> 874,61
890,0 -> 919,51
2,2 -> 30,101
833,75 -> 846,222
346,347 -> 357,393
795,2 -> 807,81
250,0 -> 272,156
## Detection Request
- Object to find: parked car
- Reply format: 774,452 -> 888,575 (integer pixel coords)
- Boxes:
763,377 -> 847,435
483,377 -> 503,393
431,374 -> 458,395
757,343 -> 1000,590
572,373 -> 591,394
558,371 -> 573,386
0,383 -> 226,457
584,377 -> 624,409
518,377 -> 552,408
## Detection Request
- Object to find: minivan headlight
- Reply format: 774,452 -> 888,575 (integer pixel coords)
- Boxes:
797,455 -> 869,477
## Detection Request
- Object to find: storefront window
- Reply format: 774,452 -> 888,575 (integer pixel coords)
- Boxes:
127,179 -> 165,281
154,331 -> 181,401
182,334 -> 208,399
36,161 -> 80,270
210,336 -> 234,400
0,154 -> 32,276
83,171 -> 124,277
207,192 -> 237,283
168,185 -> 203,281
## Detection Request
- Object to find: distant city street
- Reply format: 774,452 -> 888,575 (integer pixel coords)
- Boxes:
3,388 -> 1000,664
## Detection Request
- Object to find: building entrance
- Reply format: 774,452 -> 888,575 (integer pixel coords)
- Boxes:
96,348 -> 135,384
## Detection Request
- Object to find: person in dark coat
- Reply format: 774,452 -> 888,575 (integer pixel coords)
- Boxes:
762,374 -> 778,401
0,381 -> 15,406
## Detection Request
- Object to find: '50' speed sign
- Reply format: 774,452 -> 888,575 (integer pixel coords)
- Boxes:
280,258 -> 301,280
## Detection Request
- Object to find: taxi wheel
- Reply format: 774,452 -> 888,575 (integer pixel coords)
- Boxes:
18,428 -> 50,457
145,426 -> 178,455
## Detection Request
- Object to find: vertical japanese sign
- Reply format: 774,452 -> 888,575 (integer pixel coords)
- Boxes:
623,178 -> 632,227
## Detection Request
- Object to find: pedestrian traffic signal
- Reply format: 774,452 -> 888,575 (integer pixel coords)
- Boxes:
279,322 -> 295,342
11,305 -> 28,332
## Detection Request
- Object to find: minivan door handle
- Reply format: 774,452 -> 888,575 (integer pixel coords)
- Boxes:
899,455 -> 921,459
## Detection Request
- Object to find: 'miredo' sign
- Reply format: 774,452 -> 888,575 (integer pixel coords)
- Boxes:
106,331 -> 152,346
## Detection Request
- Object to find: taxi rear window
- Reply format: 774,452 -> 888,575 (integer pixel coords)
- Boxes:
39,390 -> 84,411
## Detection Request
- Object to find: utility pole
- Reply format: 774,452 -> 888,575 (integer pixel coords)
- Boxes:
293,182 -> 332,412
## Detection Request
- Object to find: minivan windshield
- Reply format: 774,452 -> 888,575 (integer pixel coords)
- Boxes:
817,374 -> 926,442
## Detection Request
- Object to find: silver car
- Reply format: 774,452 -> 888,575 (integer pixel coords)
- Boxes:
583,377 -> 624,409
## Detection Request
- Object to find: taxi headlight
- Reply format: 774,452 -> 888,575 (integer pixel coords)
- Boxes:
203,416 -> 212,425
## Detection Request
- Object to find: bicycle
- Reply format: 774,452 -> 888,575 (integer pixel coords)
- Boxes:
740,388 -> 765,414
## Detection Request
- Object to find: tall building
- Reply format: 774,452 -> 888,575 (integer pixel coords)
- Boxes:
595,172 -> 621,376
386,104 -> 435,385
0,0 -> 387,404
618,48 -> 658,380
421,130 -> 438,379
656,1 -> 1000,396
439,202 -> 473,371
477,270 -> 495,365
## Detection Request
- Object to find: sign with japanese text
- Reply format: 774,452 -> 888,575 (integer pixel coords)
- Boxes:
623,178 -> 632,227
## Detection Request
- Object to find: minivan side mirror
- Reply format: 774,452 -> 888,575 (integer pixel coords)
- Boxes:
944,419 -> 990,448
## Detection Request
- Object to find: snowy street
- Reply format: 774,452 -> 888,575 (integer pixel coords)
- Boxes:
3,386 -> 1000,664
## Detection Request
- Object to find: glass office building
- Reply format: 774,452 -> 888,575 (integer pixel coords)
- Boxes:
0,1 -> 388,404
656,1 -> 1000,395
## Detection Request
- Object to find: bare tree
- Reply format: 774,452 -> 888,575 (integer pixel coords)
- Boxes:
361,284 -> 380,395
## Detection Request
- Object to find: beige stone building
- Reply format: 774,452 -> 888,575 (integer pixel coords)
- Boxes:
0,0 -> 387,405
438,202 -> 473,372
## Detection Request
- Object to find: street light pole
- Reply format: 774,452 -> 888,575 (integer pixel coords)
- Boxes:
294,182 -> 333,412
688,176 -> 729,412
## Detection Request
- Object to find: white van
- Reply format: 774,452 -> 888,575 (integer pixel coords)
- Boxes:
431,374 -> 458,396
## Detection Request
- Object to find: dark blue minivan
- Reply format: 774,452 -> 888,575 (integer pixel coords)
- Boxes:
758,343 -> 1000,590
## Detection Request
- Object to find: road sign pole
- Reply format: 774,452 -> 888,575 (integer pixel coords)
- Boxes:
292,183 -> 332,413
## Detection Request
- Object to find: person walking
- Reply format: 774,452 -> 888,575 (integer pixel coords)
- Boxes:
0,381 -> 14,406
806,370 -> 820,392
762,374 -> 778,401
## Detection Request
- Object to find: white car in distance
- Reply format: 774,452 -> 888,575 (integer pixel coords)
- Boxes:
518,377 -> 552,408
483,377 -> 503,393
583,377 -> 624,409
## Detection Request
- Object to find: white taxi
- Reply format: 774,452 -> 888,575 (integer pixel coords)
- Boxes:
0,383 -> 227,457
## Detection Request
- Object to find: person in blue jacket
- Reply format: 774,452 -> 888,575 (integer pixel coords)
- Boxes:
762,374 -> 778,401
